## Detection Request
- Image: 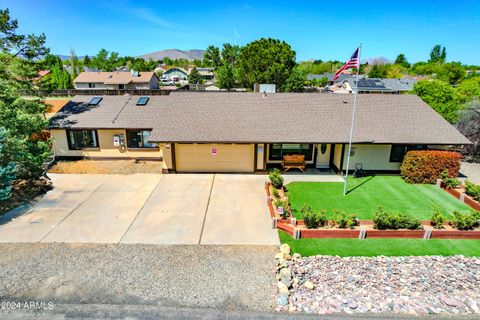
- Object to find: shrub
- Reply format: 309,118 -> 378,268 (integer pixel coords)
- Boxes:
268,168 -> 284,189
302,205 -> 326,229
400,150 -> 462,184
373,207 -> 422,230
272,188 -> 280,199
451,211 -> 478,230
464,180 -> 480,200
430,209 -> 445,229
443,177 -> 460,189
439,170 -> 449,180
333,209 -> 358,229
274,199 -> 289,218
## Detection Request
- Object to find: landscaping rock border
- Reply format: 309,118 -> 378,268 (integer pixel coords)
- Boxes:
274,245 -> 480,316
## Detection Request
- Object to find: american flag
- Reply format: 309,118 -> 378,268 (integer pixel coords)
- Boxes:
333,48 -> 360,81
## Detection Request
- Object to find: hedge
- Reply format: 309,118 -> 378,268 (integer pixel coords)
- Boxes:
400,150 -> 462,184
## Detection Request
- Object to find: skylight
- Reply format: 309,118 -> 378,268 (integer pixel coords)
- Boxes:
136,96 -> 150,106
88,96 -> 102,106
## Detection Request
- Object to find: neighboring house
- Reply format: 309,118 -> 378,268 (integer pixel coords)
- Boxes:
308,73 -> 354,85
193,67 -> 215,82
73,71 -> 159,90
160,67 -> 188,82
328,78 -> 417,94
48,93 -> 469,174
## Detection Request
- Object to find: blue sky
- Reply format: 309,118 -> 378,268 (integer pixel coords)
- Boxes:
3,0 -> 479,64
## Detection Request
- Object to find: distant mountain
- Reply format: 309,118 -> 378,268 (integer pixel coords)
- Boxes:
55,49 -> 205,62
57,55 -> 85,61
138,49 -> 205,61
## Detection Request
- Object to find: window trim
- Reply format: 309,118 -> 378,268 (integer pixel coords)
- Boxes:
66,129 -> 99,150
126,129 -> 157,149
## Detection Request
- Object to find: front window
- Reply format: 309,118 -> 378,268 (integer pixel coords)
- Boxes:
88,83 -> 95,88
67,130 -> 98,150
126,130 -> 156,148
390,145 -> 427,162
268,144 -> 313,160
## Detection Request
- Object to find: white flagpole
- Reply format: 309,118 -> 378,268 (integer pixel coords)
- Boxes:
343,44 -> 362,196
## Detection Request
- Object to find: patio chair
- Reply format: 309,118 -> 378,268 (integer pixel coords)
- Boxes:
353,163 -> 364,178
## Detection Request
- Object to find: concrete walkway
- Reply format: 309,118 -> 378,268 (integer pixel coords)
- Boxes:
459,162 -> 480,185
0,173 -> 279,245
282,168 -> 344,184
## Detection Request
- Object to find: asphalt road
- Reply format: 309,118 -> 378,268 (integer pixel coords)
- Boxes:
1,303 -> 478,320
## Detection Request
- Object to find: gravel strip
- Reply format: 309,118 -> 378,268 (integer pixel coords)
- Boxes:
275,253 -> 480,316
0,243 -> 277,311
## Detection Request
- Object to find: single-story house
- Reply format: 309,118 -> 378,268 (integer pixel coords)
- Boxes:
73,71 -> 159,90
160,67 -> 188,81
340,78 -> 417,94
48,93 -> 469,173
193,67 -> 215,82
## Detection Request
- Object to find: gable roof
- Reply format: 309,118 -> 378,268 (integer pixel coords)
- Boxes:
74,72 -> 155,84
49,93 -> 470,145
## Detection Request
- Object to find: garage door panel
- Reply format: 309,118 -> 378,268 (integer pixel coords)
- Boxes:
176,144 -> 254,173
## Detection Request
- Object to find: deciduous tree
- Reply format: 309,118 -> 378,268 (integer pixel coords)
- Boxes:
203,45 -> 222,68
413,79 -> 462,123
429,44 -> 447,63
394,53 -> 410,68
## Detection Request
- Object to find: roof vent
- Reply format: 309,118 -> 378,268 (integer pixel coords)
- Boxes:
88,96 -> 102,106
136,96 -> 149,106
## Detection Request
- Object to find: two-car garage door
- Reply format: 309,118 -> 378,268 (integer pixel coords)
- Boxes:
175,144 -> 255,173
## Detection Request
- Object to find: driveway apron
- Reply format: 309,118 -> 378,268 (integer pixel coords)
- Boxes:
41,174 -> 161,243
121,174 -> 214,245
0,174 -> 110,242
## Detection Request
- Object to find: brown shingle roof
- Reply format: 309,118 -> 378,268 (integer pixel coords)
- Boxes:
73,72 -> 155,84
48,93 -> 470,145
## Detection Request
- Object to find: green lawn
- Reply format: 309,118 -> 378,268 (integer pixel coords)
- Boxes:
286,176 -> 471,220
279,231 -> 480,257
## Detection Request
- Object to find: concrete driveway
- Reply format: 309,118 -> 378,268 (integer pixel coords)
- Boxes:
0,174 -> 279,245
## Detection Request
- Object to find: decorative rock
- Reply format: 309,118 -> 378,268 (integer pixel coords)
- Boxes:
275,255 -> 480,316
348,301 -> 358,309
277,295 -> 288,306
279,267 -> 291,280
279,286 -> 290,296
441,297 -> 458,307
303,281 -> 314,290
280,244 -> 291,255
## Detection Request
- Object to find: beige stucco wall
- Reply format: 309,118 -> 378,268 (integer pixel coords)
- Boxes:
342,144 -> 401,171
50,129 -> 163,159
332,144 -> 343,170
